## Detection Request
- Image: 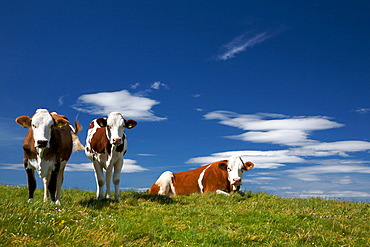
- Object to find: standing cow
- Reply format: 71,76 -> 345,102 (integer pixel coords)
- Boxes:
149,155 -> 254,196
85,112 -> 137,200
16,109 -> 83,204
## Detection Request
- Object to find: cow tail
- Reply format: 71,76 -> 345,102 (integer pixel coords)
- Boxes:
71,120 -> 85,151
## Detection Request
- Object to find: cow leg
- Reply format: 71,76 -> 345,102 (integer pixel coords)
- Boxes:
93,161 -> 105,200
48,161 -> 61,202
54,162 -> 66,205
25,167 -> 36,202
105,165 -> 113,199
112,159 -> 123,200
216,189 -> 230,196
42,173 -> 52,202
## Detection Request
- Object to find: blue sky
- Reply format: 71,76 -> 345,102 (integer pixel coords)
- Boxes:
1,1 -> 370,201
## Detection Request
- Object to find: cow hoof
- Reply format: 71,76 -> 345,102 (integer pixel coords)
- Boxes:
28,198 -> 34,203
55,200 -> 61,205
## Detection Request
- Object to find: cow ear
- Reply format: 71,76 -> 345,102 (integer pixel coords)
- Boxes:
125,119 -> 137,129
96,118 -> 107,127
243,162 -> 254,171
54,118 -> 69,129
218,162 -> 228,171
16,116 -> 31,128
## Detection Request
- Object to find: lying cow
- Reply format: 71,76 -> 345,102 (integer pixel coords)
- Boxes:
85,112 -> 137,200
149,155 -> 254,196
16,109 -> 83,204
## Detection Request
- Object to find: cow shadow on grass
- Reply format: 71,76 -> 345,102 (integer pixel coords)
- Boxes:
79,191 -> 183,209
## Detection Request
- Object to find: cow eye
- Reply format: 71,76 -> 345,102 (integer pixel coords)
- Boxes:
32,124 -> 37,128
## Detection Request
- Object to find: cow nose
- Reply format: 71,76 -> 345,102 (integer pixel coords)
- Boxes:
37,140 -> 48,148
232,178 -> 242,185
112,138 -> 122,145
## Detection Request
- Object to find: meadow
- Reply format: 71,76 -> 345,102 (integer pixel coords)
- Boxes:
0,185 -> 369,246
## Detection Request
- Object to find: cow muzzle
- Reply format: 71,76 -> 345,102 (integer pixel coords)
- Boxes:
112,138 -> 122,146
231,177 -> 242,186
37,140 -> 49,148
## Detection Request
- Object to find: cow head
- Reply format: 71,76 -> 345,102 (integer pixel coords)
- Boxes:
96,112 -> 137,146
219,155 -> 254,189
16,109 -> 69,149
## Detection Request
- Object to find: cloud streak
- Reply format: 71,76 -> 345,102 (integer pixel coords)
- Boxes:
216,32 -> 271,60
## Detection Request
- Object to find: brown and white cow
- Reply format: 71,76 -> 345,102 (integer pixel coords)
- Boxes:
16,109 -> 83,204
149,155 -> 254,196
85,112 -> 137,200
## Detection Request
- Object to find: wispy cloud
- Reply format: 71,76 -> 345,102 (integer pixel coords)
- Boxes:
354,107 -> 370,114
72,89 -> 166,121
150,81 -> 169,90
216,32 -> 271,61
58,95 -> 67,106
204,111 -> 343,146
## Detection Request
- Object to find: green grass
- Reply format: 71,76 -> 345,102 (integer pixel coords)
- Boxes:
0,185 -> 369,246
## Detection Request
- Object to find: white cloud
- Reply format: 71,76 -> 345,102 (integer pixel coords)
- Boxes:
217,32 -> 271,61
354,107 -> 370,114
286,164 -> 370,182
286,190 -> 370,199
228,130 -> 315,146
73,89 -> 166,121
0,159 -> 148,173
150,81 -> 169,90
67,159 -> 148,173
130,83 -> 140,89
137,153 -> 157,157
187,150 -> 303,169
204,111 -> 344,146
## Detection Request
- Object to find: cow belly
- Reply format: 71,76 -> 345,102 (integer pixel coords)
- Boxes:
90,152 -> 123,170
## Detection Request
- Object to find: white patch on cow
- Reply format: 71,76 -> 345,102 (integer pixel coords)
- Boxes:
155,171 -> 176,196
85,119 -> 101,161
198,164 -> 212,193
31,109 -> 54,148
27,157 -> 55,178
106,112 -> 125,145
227,155 -> 245,187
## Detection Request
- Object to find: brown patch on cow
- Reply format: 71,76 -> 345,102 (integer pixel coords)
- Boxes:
217,161 -> 228,171
201,160 -> 231,193
148,183 -> 160,195
89,127 -> 111,154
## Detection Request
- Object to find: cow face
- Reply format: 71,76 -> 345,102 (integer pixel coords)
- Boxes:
16,109 -> 69,149
96,112 -> 137,146
220,155 -> 254,187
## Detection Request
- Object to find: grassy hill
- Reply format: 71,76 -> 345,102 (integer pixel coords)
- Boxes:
0,185 -> 369,246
